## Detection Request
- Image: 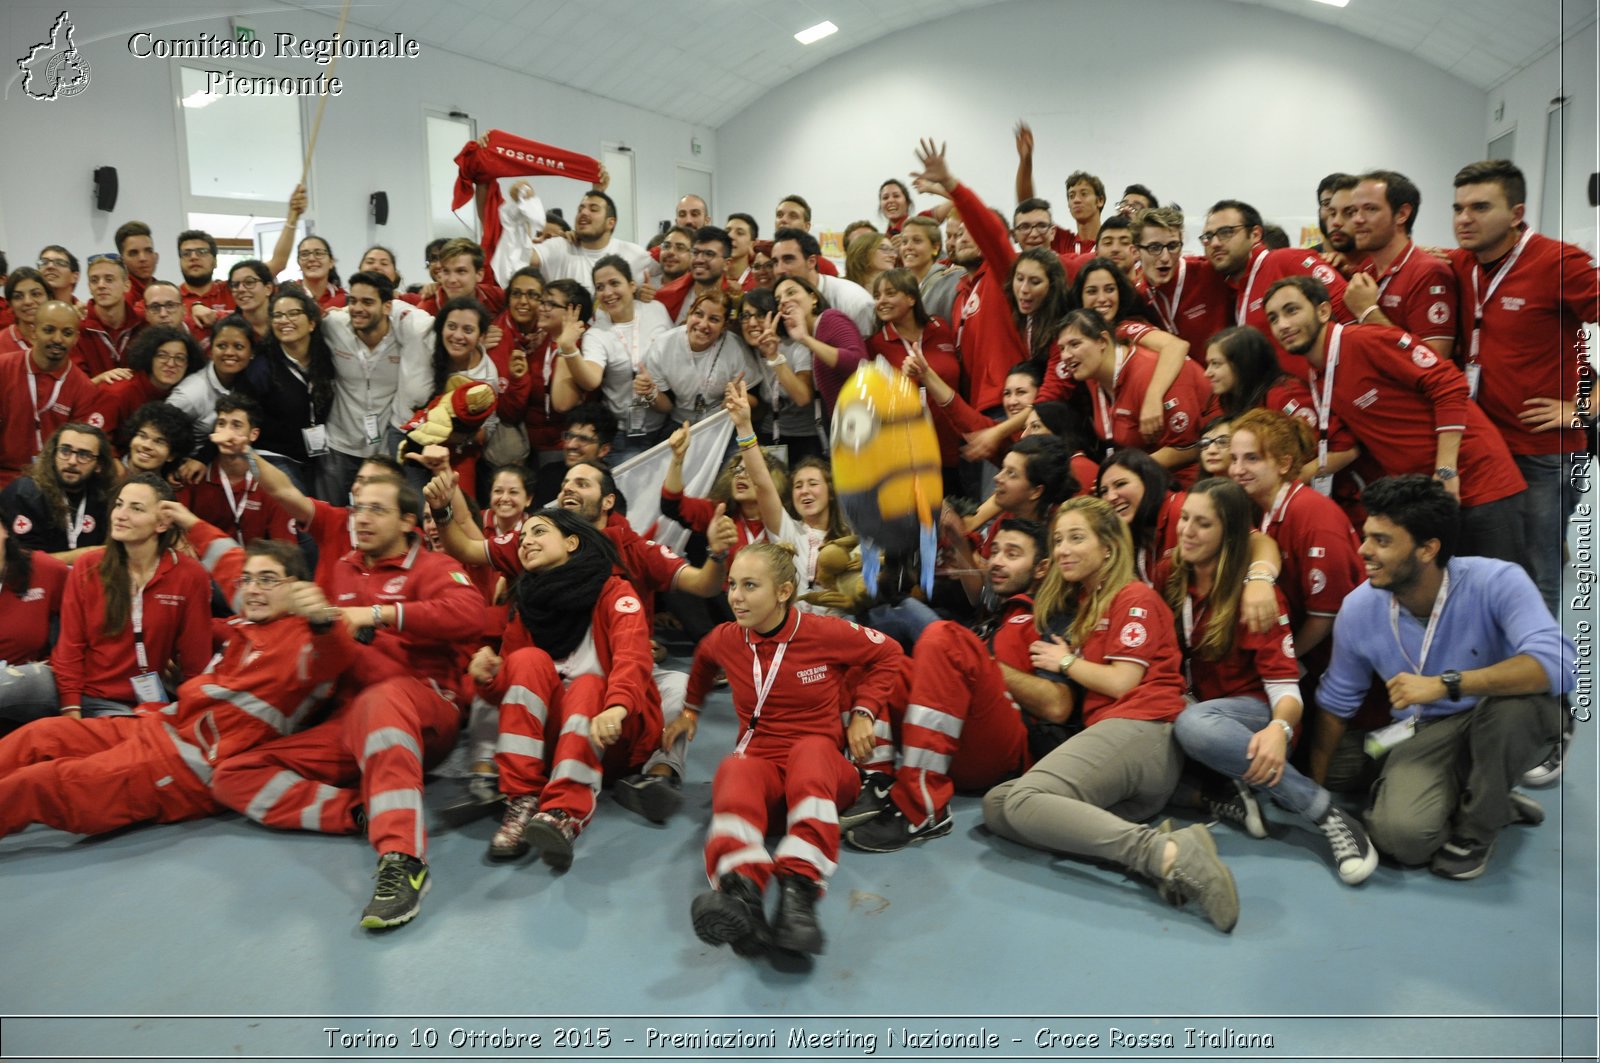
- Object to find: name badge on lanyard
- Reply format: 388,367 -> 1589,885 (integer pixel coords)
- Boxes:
65,494 -> 89,549
736,618 -> 798,754
1466,228 -> 1533,401
130,578 -> 167,705
1308,326 -> 1342,498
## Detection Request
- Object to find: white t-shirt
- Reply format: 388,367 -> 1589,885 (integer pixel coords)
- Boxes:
767,510 -> 839,616
641,326 -> 762,426
594,299 -> 673,367
757,338 -> 819,440
534,237 -> 653,295
571,327 -> 639,426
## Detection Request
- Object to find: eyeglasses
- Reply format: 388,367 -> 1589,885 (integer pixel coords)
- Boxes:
56,444 -> 99,463
690,249 -> 722,259
152,351 -> 190,366
508,288 -> 543,301
270,309 -> 307,322
145,300 -> 182,313
562,430 -> 598,445
178,246 -> 214,258
1115,200 -> 1146,213
229,277 -> 264,291
37,256 -> 72,269
661,242 -> 692,254
1198,225 -> 1247,245
540,298 -> 569,310
1138,240 -> 1183,256
87,252 -> 123,266
350,502 -> 396,516
298,249 -> 331,261
1012,222 -> 1052,234
1199,434 -> 1231,449
237,573 -> 289,588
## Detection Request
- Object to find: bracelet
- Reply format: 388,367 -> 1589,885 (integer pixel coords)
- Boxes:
1246,561 -> 1279,578
850,706 -> 876,721
1356,304 -> 1380,324
706,548 -> 729,564
558,347 -> 581,359
736,434 -> 759,450
431,505 -> 453,524
370,604 -> 385,630
1271,718 -> 1295,740
765,354 -> 788,368
681,706 -> 700,717
1243,573 -> 1276,584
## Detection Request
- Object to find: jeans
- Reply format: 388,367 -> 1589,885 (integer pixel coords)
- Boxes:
0,662 -> 134,727
315,449 -> 366,506
1459,493 -> 1525,565
1173,695 -> 1330,821
865,598 -> 941,652
1513,452 -> 1585,617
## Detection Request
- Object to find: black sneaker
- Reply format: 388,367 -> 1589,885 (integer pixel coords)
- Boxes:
1314,806 -> 1378,885
691,872 -> 772,957
1205,779 -> 1267,839
844,804 -> 953,853
838,772 -> 895,829
1158,824 -> 1239,933
525,809 -> 579,871
360,852 -> 430,929
1521,714 -> 1575,788
613,772 -> 683,824
1431,836 -> 1494,880
771,873 -> 825,955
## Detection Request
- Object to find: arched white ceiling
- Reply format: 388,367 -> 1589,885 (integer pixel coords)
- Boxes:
279,0 -> 1594,127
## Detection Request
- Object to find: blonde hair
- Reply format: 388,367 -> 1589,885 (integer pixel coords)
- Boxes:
902,215 -> 943,254
845,230 -> 891,289
736,541 -> 799,602
1034,497 -> 1136,646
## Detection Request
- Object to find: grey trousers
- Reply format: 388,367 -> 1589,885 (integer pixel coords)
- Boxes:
1365,694 -> 1563,865
983,717 -> 1184,880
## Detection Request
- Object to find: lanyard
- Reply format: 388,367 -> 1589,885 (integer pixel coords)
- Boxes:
694,334 -> 730,410
1374,242 -> 1416,302
282,354 -> 321,427
736,614 -> 798,754
1151,258 -> 1186,335
1235,248 -> 1269,323
1259,481 -> 1301,534
1467,228 -> 1534,366
1092,345 -> 1132,441
614,319 -> 644,372
64,493 -> 88,549
27,368 -> 67,453
132,575 -> 151,672
220,471 -> 254,526
1180,593 -> 1201,692
1307,324 -> 1343,473
1389,569 -> 1451,675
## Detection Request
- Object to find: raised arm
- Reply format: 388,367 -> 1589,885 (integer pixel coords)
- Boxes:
266,184 -> 307,277
247,445 -> 315,525
1013,121 -> 1036,205
723,378 -> 788,534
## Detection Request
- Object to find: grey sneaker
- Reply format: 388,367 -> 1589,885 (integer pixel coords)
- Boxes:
359,852 -> 429,929
1521,716 -> 1574,788
1431,836 -> 1494,880
1159,824 -> 1239,933
1508,790 -> 1545,826
1315,806 -> 1378,885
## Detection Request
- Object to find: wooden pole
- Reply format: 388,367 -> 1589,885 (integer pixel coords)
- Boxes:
298,0 -> 354,185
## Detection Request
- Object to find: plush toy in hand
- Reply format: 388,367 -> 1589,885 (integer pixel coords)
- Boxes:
800,535 -> 870,614
398,375 -> 498,460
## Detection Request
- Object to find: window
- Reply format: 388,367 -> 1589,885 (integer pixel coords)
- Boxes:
426,111 -> 477,240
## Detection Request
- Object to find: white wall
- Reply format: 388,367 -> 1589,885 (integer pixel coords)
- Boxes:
0,0 -> 716,292
1485,18 -> 1600,252
717,0 -> 1491,249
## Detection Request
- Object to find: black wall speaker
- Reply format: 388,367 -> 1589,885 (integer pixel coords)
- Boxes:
370,191 -> 389,226
1589,172 -> 1598,208
93,166 -> 118,212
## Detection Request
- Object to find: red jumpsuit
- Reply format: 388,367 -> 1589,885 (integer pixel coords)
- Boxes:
688,611 -> 907,891
480,577 -> 662,832
210,539 -> 484,860
0,615 -> 352,838
890,597 -> 1036,825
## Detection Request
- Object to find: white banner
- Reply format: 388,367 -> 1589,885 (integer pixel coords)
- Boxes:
612,411 -> 733,553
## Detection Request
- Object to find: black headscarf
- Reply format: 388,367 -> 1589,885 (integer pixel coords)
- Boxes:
510,508 -> 623,661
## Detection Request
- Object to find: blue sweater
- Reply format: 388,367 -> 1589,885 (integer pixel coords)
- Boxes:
1317,557 -> 1574,721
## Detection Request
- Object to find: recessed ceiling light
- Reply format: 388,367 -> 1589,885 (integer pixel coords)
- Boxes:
181,90 -> 217,109
794,20 -> 838,45
1309,0 -> 1350,7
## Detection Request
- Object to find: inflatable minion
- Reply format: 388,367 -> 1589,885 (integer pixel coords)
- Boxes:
829,357 -> 943,594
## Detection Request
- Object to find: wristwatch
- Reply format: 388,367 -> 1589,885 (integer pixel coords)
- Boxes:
1440,669 -> 1463,701
1434,467 -> 1457,481
1058,649 -> 1078,675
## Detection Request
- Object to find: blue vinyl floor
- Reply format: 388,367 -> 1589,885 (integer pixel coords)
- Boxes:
2,538 -> 1596,1062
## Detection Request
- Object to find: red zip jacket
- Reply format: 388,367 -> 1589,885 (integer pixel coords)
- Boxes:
0,550 -> 68,664
482,576 -> 661,734
157,613 -> 355,764
51,547 -> 213,709
685,609 -> 904,761
324,537 -> 484,698
948,182 -> 1029,412
0,350 -> 98,488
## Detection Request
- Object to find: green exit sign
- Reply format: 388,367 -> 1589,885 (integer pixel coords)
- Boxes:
233,22 -> 256,42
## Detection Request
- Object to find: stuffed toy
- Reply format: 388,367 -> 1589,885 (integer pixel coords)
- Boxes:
397,375 -> 497,461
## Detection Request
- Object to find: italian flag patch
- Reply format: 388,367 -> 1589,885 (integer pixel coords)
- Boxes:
449,571 -> 470,585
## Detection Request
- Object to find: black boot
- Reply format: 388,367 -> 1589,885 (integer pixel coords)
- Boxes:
771,873 -> 825,955
691,873 -> 772,956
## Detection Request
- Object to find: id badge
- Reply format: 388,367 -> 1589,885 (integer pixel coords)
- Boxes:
1364,715 -> 1417,759
302,423 -> 331,457
1311,473 -> 1334,497
1464,363 -> 1482,400
362,414 -> 381,444
131,671 -> 167,705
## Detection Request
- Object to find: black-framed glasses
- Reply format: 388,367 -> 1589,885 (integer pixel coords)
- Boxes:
1012,222 -> 1052,234
55,444 -> 99,463
690,249 -> 722,259
37,256 -> 72,269
508,288 -> 543,301
540,298 -> 569,310
1138,240 -> 1183,256
298,249 -> 331,261
145,300 -> 182,313
350,502 -> 396,516
152,351 -> 190,365
562,430 -> 598,445
1198,225 -> 1246,245
229,277 -> 265,291
270,309 -> 307,322
178,246 -> 214,258
237,573 -> 290,588
1199,434 -> 1231,449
